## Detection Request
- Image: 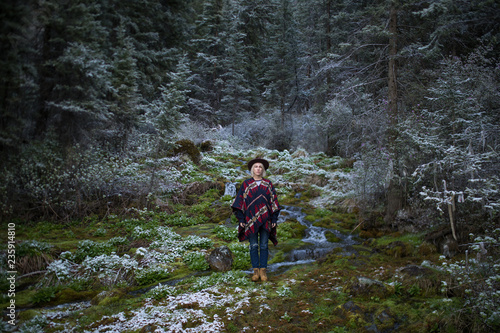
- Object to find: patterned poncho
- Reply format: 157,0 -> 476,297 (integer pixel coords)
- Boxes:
231,178 -> 281,245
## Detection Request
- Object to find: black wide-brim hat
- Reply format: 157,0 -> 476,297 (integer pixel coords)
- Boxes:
247,158 -> 269,171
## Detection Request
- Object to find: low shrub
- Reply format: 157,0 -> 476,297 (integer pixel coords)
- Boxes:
228,243 -> 250,270
31,286 -> 61,305
214,225 -> 237,241
72,237 -> 127,263
135,265 -> 172,285
184,251 -> 209,271
145,284 -> 177,300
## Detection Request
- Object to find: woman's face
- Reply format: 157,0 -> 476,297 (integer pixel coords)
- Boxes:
252,163 -> 264,178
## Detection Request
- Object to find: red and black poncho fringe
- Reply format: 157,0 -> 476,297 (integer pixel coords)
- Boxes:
231,178 -> 281,245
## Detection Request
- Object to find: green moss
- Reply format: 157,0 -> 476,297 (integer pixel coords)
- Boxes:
277,238 -> 307,253
325,231 -> 342,243
56,288 -> 97,305
304,215 -> 317,223
0,288 -> 35,309
18,309 -> 41,322
376,232 -> 424,247
98,295 -> 123,307
269,251 -> 285,264
331,256 -> 357,270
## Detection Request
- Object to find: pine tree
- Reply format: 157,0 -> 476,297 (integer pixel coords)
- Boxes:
108,27 -> 140,149
0,1 -> 37,156
238,0 -> 276,110
34,0 -> 112,146
219,3 -> 251,135
261,0 -> 301,126
145,54 -> 192,139
190,0 -> 227,120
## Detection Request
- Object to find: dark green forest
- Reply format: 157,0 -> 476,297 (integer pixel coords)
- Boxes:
1,0 -> 499,222
1,0 -> 500,331
1,0 -> 499,218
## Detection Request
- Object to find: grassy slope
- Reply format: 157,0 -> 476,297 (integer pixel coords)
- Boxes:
0,142 -> 478,332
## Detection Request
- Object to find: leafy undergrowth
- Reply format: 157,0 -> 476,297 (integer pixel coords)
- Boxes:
1,142 -> 498,332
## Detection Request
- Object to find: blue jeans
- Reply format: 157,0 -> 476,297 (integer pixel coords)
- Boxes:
248,226 -> 269,269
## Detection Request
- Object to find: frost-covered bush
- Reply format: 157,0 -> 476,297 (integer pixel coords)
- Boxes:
439,229 -> 500,329
182,235 -> 213,250
138,248 -> 180,265
399,53 -> 500,227
132,226 -> 181,242
200,156 -> 243,180
45,259 -> 79,284
214,225 -> 237,241
93,227 -> 107,237
276,284 -> 293,297
82,254 -> 138,287
72,238 -> 126,263
145,283 -> 177,300
135,265 -> 172,285
134,227 -> 213,269
0,137 -> 119,219
17,315 -> 48,333
107,236 -> 127,246
172,119 -> 215,145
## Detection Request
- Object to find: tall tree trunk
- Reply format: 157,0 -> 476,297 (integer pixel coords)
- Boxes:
388,2 -> 398,135
385,1 -> 403,223
34,25 -> 52,140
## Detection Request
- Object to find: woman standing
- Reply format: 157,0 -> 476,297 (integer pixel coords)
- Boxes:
231,158 -> 281,282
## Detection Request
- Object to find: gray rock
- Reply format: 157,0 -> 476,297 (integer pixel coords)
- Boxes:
342,300 -> 362,313
224,182 -> 237,197
207,246 -> 233,272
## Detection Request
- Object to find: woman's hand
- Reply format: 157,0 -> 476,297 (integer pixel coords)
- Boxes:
271,222 -> 277,228
239,222 -> 245,228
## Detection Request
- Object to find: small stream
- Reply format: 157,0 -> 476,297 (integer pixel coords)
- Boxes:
268,205 -> 359,273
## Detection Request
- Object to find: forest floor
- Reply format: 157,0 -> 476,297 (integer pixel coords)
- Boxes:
0,142 -> 484,332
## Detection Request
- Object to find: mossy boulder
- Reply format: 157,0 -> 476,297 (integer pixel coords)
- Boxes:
199,140 -> 213,152
174,139 -> 201,164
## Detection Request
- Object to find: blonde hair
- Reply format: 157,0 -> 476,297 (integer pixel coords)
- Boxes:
250,163 -> 267,178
